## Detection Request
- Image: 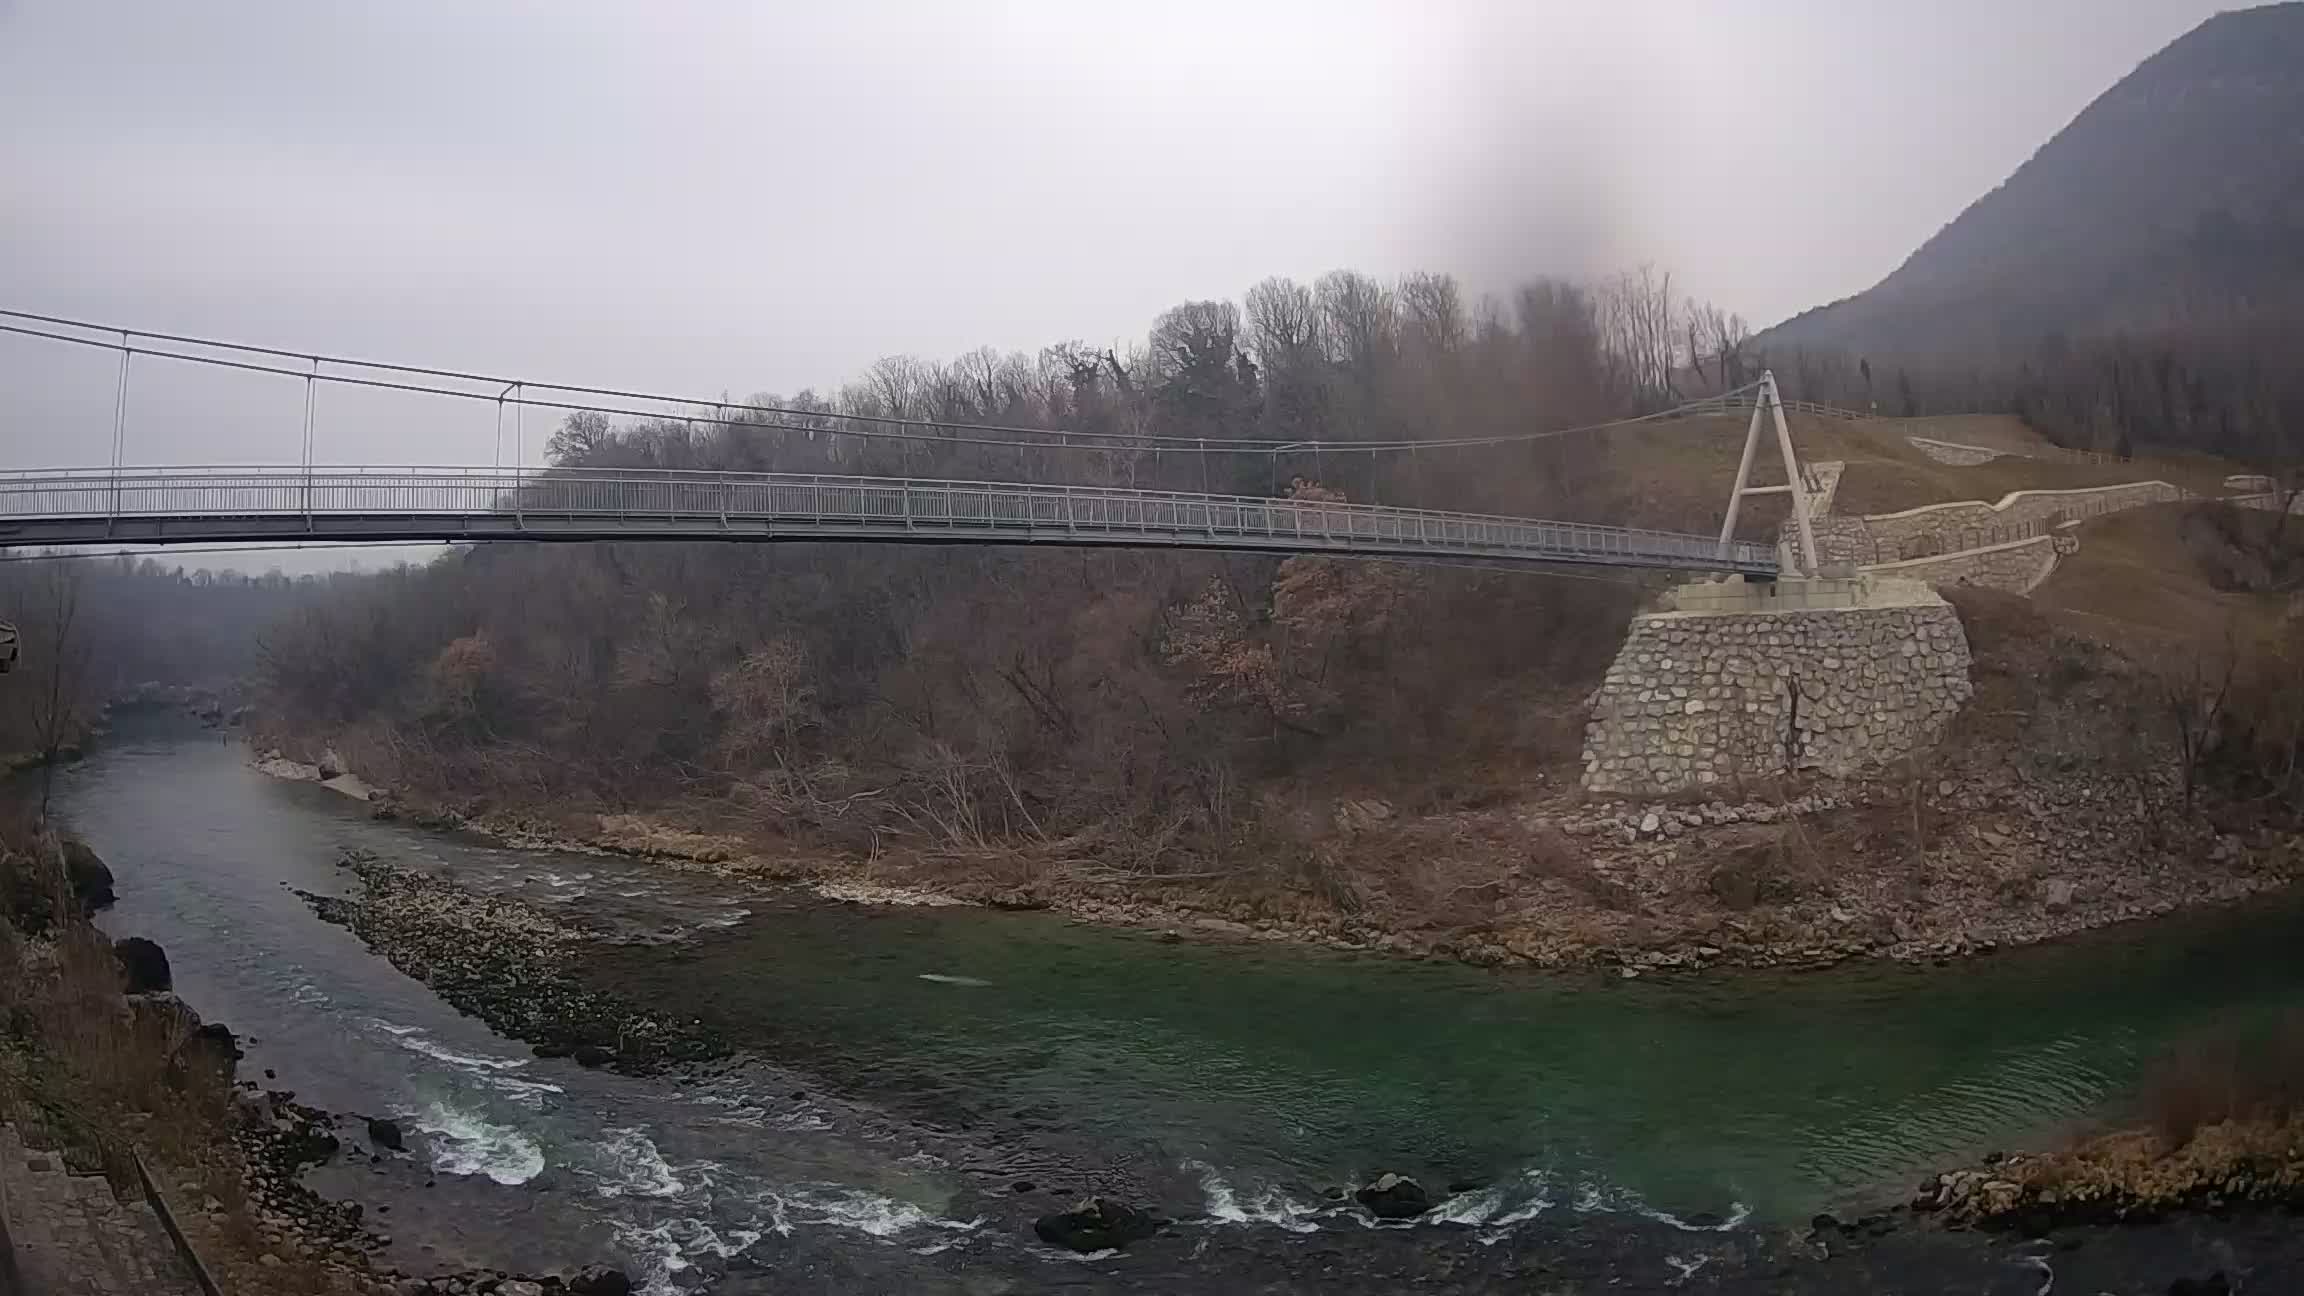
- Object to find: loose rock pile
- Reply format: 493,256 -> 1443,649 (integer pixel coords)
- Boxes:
297,851 -> 726,1072
221,1073 -> 632,1295
1914,1121 -> 2304,1234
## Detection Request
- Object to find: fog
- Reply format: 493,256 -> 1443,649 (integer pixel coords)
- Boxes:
0,0 -> 2231,513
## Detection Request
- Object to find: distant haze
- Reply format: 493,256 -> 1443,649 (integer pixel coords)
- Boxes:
0,0 -> 2233,490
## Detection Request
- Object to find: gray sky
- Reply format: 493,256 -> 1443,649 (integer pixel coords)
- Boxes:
0,0 -> 2236,490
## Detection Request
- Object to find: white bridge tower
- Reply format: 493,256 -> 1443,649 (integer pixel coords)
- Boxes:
1717,370 -> 1821,576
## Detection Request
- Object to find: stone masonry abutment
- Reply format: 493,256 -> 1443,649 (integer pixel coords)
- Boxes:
1581,577 -> 1973,796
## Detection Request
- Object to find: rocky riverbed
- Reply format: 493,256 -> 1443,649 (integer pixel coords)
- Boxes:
1915,1117 -> 2304,1233
294,850 -> 727,1074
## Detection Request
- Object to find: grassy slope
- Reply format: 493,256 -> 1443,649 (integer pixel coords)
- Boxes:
2034,504 -> 2295,650
1543,411 -> 2242,538
1544,410 -> 2273,660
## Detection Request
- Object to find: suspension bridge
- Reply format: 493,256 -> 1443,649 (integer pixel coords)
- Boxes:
0,312 -> 1816,576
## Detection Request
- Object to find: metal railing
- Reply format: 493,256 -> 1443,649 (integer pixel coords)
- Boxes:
1839,485 -> 2202,566
0,465 -> 1781,574
1677,393 -> 1883,423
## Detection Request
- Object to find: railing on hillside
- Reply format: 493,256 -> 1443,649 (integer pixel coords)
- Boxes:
1674,393 -> 1883,423
1903,431 -> 2133,467
0,1104 -> 221,1296
125,1148 -> 224,1296
1690,397 -> 2140,466
0,465 -> 1781,574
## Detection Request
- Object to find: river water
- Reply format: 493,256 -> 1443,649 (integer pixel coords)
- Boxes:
56,717 -> 2304,1292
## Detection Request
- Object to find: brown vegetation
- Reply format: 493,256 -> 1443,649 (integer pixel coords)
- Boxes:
0,808 -> 360,1295
2143,1013 -> 2304,1149
1926,1015 -> 2304,1229
255,268 -> 1710,903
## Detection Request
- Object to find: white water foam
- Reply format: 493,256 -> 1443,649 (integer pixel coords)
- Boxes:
393,1032 -> 532,1073
404,1101 -> 546,1185
618,1216 -> 766,1296
582,1128 -> 687,1199
915,973 -> 992,987
483,1074 -> 565,1106
1641,1200 -> 1751,1233
780,1187 -> 982,1240
1562,1176 -> 1751,1233
1486,1184 -> 1557,1229
1188,1161 -> 1322,1233
1429,1185 -> 1509,1225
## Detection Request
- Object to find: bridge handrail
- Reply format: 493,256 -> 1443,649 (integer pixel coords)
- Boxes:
0,465 -> 1778,565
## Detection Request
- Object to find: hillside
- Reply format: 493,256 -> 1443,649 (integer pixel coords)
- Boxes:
1760,3 -> 2304,366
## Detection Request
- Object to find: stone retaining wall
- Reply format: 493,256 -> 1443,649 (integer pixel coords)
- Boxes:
1582,584 -> 1973,796
1907,437 -> 2006,466
1861,481 -> 2184,549
1814,481 -> 2187,565
1861,534 -> 2073,596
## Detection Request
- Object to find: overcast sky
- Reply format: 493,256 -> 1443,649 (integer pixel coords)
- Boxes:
0,0 -> 2237,490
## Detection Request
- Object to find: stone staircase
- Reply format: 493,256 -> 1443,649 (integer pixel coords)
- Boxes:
0,1123 -> 200,1296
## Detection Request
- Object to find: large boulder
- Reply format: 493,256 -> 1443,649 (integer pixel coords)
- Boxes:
125,990 -> 202,1038
366,1117 -> 406,1152
1032,1198 -> 1159,1253
61,838 -> 116,913
114,936 -> 173,993
1354,1172 -> 1431,1221
187,1021 -> 242,1066
567,1266 -> 634,1296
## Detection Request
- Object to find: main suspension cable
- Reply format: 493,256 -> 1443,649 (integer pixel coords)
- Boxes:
0,309 -> 1765,459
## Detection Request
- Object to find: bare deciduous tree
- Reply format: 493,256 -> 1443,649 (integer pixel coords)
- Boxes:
12,563 -> 91,820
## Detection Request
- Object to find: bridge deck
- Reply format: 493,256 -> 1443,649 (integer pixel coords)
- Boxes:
0,467 -> 1779,574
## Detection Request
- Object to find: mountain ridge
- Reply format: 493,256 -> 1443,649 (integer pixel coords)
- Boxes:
1760,2 -> 2304,363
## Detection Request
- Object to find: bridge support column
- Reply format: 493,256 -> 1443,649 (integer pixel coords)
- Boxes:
1719,371 -> 1822,575
1580,576 -> 1973,797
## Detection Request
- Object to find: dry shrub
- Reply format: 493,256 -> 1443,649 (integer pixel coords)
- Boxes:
0,813 -> 234,1182
2141,1010 -> 2304,1149
1706,822 -> 1827,911
1526,826 -> 1633,911
1208,805 -> 1372,921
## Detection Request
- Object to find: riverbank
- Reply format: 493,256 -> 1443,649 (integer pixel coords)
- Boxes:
0,814 -> 636,1295
311,765 -> 2292,978
45,721 -> 2304,1293
253,589 -> 2302,975
263,838 -> 2304,1295
1920,1115 -> 2304,1231
248,574 -> 2304,977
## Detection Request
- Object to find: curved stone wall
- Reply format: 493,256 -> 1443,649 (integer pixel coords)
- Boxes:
1814,480 -> 2187,565
1908,437 -> 2006,466
1861,534 -> 2068,595
1861,481 -> 2184,548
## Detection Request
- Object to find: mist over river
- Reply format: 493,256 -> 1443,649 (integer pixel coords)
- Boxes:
55,715 -> 2304,1293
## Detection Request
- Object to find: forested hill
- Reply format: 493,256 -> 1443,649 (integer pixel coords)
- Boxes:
1766,3 -> 2304,360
